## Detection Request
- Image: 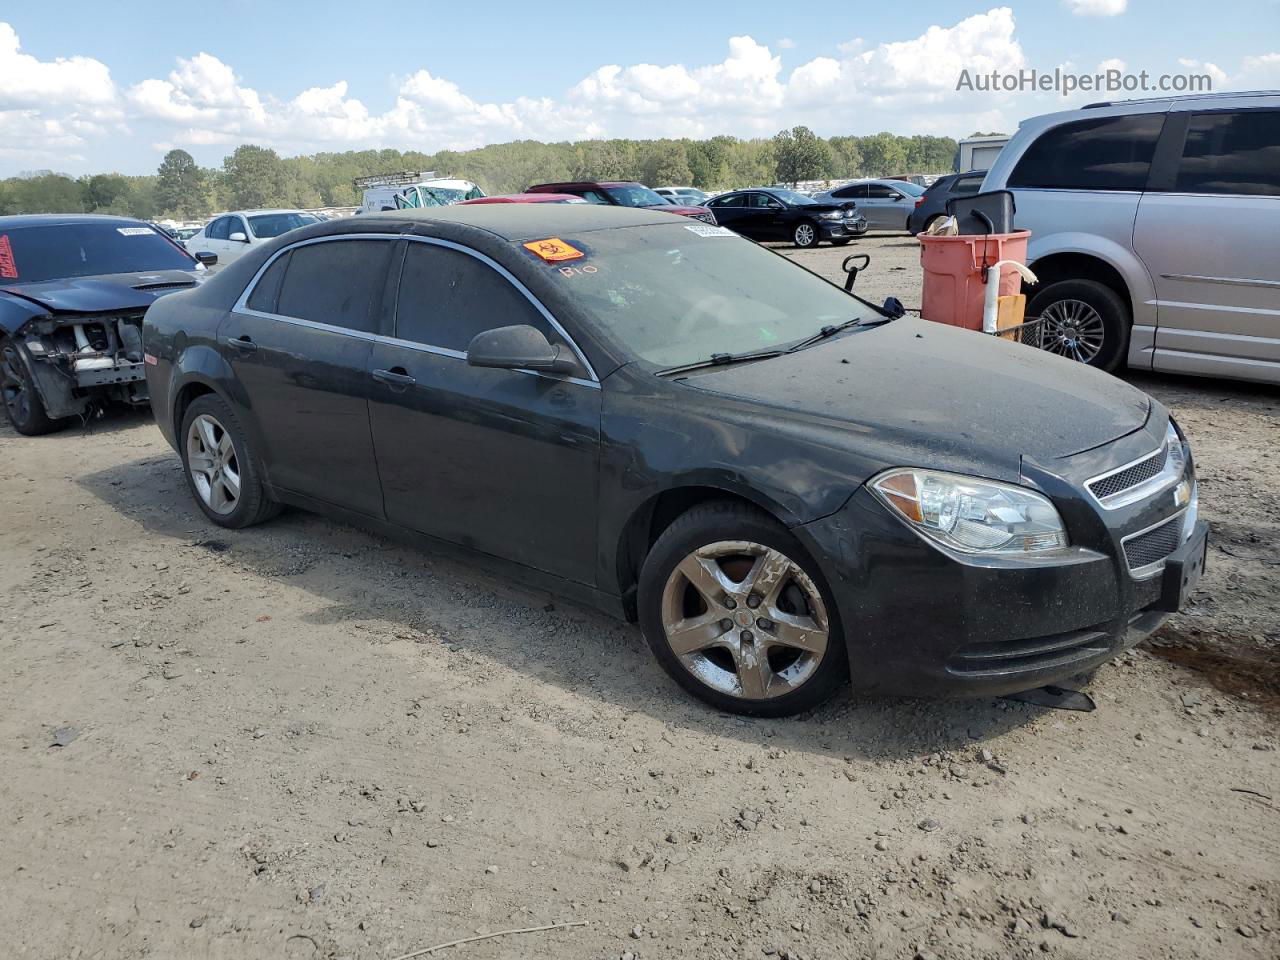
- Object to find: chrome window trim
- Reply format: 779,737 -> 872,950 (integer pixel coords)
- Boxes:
232,232 -> 601,390
1121,507 -> 1188,580
1084,440 -> 1181,510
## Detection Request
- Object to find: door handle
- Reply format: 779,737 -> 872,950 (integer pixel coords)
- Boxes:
227,335 -> 257,352
372,367 -> 416,388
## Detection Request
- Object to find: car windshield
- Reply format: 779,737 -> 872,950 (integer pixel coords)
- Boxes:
537,222 -> 874,368
0,222 -> 194,284
248,213 -> 320,238
605,185 -> 672,207
768,189 -> 817,205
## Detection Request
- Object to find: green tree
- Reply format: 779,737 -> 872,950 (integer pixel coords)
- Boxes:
642,141 -> 694,186
772,126 -> 830,186
155,149 -> 206,218
82,173 -> 130,211
858,132 -> 909,177
222,145 -> 289,209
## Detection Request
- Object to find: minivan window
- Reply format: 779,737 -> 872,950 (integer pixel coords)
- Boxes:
395,242 -> 556,354
1008,113 -> 1165,191
1174,110 -> 1280,197
274,240 -> 391,334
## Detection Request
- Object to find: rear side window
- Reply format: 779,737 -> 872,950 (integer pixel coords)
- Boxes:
1175,110 -> 1280,197
246,252 -> 289,313
1008,114 -> 1165,191
395,242 -> 555,353
953,175 -> 986,194
831,184 -> 862,199
275,240 -> 391,334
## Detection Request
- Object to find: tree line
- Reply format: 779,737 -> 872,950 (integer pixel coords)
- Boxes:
0,127 -> 959,220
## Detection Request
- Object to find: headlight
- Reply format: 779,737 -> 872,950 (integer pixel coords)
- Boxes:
870,468 -> 1069,554
1165,420 -> 1187,478
820,211 -> 843,220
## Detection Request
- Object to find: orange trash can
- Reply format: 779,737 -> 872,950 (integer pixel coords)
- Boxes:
919,230 -> 1031,330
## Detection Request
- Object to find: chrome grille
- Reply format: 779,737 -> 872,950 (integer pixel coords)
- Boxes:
1089,445 -> 1167,500
1122,513 -> 1183,574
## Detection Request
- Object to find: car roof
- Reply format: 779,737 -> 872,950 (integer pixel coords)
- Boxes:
354,204 -> 679,241
530,181 -> 641,190
213,209 -> 311,217
0,213 -> 151,229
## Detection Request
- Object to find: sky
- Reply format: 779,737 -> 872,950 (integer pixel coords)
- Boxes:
1,0 -> 1277,177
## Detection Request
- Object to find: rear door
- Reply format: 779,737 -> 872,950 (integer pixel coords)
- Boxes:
366,238 -> 602,585
707,193 -> 749,233
223,236 -> 394,517
1134,101 -> 1280,381
862,183 -> 910,230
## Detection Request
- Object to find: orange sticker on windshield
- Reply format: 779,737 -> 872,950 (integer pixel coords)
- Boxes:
0,235 -> 16,279
523,237 -> 584,262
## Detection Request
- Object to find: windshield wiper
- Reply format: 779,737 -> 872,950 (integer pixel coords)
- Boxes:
655,348 -> 788,378
783,297 -> 908,355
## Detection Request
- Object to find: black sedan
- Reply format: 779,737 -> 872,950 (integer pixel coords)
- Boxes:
907,171 -> 987,235
705,188 -> 868,248
143,206 -> 1207,716
0,215 -> 214,434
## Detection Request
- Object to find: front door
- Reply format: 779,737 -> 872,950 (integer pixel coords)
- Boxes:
1135,104 -> 1280,380
367,239 -> 601,585
221,236 -> 394,517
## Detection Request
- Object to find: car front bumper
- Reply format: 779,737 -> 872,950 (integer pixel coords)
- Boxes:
818,218 -> 868,238
798,478 -> 1207,699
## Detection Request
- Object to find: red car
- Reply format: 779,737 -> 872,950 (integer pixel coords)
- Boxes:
526,181 -> 716,223
458,193 -> 586,204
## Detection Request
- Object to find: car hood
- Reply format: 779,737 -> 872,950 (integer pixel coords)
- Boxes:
0,269 -> 203,314
677,318 -> 1150,482
645,204 -> 712,216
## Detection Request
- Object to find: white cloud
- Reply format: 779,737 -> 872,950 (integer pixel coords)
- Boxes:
1238,52 -> 1280,84
777,37 -> 796,50
1062,0 -> 1128,15
0,22 -> 113,110
1179,57 -> 1230,88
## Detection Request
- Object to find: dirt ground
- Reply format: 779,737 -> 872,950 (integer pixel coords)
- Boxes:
1,234 -> 1277,960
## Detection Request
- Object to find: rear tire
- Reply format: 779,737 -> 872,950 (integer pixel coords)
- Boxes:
1,339 -> 68,436
637,500 -> 848,717
1028,279 -> 1130,372
179,394 -> 281,528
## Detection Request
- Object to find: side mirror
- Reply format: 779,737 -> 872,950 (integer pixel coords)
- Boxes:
193,251 -> 218,266
467,324 -> 578,375
229,231 -> 249,242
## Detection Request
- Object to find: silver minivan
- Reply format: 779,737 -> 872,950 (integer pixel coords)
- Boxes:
983,91 -> 1280,383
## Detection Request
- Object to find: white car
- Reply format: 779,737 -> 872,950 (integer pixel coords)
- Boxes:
184,210 -> 321,266
653,186 -> 710,204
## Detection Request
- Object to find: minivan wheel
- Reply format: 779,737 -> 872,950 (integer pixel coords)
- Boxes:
1,339 -> 67,436
1028,279 -> 1130,372
180,394 -> 281,528
637,500 -> 848,716
792,221 -> 819,248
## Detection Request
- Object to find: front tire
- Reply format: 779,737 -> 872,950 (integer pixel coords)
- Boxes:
180,394 -> 281,528
792,221 -> 819,249
1,339 -> 67,436
637,500 -> 848,717
1028,279 -> 1130,372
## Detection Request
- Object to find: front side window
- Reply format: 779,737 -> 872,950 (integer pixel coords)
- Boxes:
866,185 -> 900,199
537,221 -> 875,368
1174,110 -> 1280,197
395,242 -> 559,355
709,194 -> 744,208
750,193 -> 781,209
274,240 -> 391,334
206,217 -> 230,240
1008,113 -> 1165,191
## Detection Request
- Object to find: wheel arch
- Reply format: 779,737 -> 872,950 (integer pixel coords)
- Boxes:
613,482 -> 804,620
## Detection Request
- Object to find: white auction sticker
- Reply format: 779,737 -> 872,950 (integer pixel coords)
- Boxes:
683,223 -> 736,237
117,227 -> 154,236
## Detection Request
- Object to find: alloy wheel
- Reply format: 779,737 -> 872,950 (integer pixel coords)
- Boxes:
1040,298 -> 1105,364
186,413 -> 242,515
660,540 -> 829,700
794,223 -> 816,247
1,346 -> 30,424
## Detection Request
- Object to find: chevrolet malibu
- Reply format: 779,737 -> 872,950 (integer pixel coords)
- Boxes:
143,206 -> 1208,716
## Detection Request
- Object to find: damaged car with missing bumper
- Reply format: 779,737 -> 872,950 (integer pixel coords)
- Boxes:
0,215 -> 213,435
144,206 -> 1208,717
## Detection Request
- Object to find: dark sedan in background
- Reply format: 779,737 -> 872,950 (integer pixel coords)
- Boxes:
0,215 -> 213,434
706,188 -> 868,247
143,205 -> 1206,717
907,171 -> 987,235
